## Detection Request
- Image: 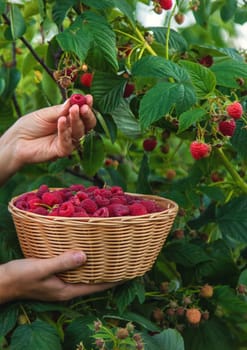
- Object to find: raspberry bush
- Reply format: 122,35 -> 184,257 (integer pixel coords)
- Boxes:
1,1 -> 247,349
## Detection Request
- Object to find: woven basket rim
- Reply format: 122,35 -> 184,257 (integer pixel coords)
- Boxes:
8,191 -> 178,222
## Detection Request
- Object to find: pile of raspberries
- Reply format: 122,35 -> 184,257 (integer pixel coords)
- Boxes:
14,185 -> 164,218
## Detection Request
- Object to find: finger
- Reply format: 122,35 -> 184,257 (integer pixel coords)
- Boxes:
79,104 -> 97,133
61,281 -> 121,300
56,116 -> 74,156
69,104 -> 86,140
34,99 -> 71,123
84,94 -> 93,108
36,251 -> 87,277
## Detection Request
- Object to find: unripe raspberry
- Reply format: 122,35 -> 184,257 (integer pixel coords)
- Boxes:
160,281 -> 169,293
186,308 -> 201,325
70,94 -> 87,106
218,119 -> 236,136
116,327 -> 129,339
198,55 -> 213,67
202,310 -> 210,320
226,101 -> 243,119
190,141 -> 211,160
173,229 -> 184,239
153,308 -> 165,322
200,284 -> 214,298
166,169 -> 176,180
174,13 -> 185,25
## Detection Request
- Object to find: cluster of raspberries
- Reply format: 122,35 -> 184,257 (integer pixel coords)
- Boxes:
14,185 -> 164,218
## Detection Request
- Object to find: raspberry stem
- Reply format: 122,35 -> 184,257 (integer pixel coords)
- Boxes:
215,148 -> 247,194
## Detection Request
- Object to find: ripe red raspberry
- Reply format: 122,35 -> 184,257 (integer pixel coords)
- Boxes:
186,308 -> 201,325
58,201 -> 75,217
143,137 -> 157,152
128,203 -> 148,216
190,141 -> 211,160
200,284 -> 214,298
159,0 -> 173,10
123,83 -> 135,98
70,94 -> 87,106
30,207 -> 48,215
42,191 -> 63,206
80,72 -> 93,87
218,119 -> 236,136
95,194 -> 110,207
198,55 -> 213,67
226,101 -> 243,119
28,197 -> 43,209
107,203 -> 130,216
140,199 -> 157,213
92,207 -> 110,217
81,198 -> 98,214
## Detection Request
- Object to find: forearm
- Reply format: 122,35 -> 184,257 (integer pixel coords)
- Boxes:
0,130 -> 23,186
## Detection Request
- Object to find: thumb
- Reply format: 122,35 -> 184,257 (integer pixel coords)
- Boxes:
40,250 -> 87,275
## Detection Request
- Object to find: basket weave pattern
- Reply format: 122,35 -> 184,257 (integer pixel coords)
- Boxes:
8,193 -> 178,283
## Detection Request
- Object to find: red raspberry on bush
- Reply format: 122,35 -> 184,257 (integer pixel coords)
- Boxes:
190,141 -> 211,160
70,94 -> 87,107
226,101 -> 243,119
218,119 -> 236,136
198,55 -> 213,67
159,0 -> 173,10
123,83 -> 135,98
186,308 -> 201,325
80,72 -> 93,87
143,137 -> 157,152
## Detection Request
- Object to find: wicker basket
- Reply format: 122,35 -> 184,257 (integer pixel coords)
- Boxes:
8,192 -> 178,284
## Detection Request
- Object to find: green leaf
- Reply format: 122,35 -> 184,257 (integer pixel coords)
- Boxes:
91,71 -> 126,113
10,319 -> 62,350
57,11 -> 118,71
163,241 -> 211,268
83,0 -> 115,9
178,108 -> 207,134
112,0 -> 136,25
81,132 -> 105,176
0,303 -> 19,337
9,4 -> 26,40
142,329 -> 185,350
0,67 -> 21,100
214,285 -> 247,319
132,56 -> 191,82
139,81 -> 196,129
63,316 -> 96,350
136,154 -> 152,194
114,279 -> 145,314
216,196 -> 247,243
111,99 -> 142,138
193,0 -> 211,27
235,7 -> 247,25
238,269 -> 247,285
148,27 -> 188,52
0,78 -> 5,96
183,317 -> 234,350
179,60 -> 216,99
210,57 -> 247,88
0,0 -> 6,15
220,0 -> 237,21
52,0 -> 78,26
231,119 -> 247,160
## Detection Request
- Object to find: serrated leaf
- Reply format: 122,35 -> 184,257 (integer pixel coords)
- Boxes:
114,279 -> 145,314
183,317 -> 234,350
10,319 -> 62,350
142,329 -> 185,350
231,119 -> 247,160
214,285 -> 247,317
148,27 -> 188,52
0,303 -> 19,337
113,0 -> 136,25
56,11 -> 118,71
52,0 -> 78,26
220,0 -> 237,22
235,7 -> 247,24
216,196 -> 247,243
0,67 -> 21,100
178,108 -> 207,133
139,81 -> 196,129
63,316 -> 96,350
0,0 -> 6,15
9,4 -> 26,40
82,0 -> 114,9
111,99 -> 142,138
81,133 -> 105,176
210,57 -> 247,88
91,71 -> 126,113
132,56 -> 191,82
179,60 -> 216,98
163,241 -> 211,267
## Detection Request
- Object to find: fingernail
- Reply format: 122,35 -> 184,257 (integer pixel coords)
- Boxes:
62,99 -> 69,106
73,251 -> 86,265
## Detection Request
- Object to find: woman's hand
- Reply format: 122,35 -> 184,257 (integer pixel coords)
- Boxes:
0,251 -> 118,303
0,95 -> 96,185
